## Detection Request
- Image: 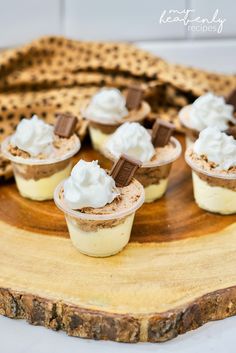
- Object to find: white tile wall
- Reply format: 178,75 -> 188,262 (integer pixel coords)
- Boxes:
0,0 -> 235,47
0,0 -> 235,73
64,0 -> 186,41
138,39 -> 236,74
0,0 -> 61,47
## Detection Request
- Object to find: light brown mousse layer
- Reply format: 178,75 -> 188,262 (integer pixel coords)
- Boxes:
105,142 -> 177,187
186,149 -> 236,191
89,101 -> 150,134
61,178 -> 143,232
136,143 -> 176,187
8,134 -> 77,181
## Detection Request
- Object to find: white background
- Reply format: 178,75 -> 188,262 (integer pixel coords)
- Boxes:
0,0 -> 235,73
0,0 -> 236,352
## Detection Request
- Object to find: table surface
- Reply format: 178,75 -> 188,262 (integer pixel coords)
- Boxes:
1,315 -> 236,353
0,42 -> 235,352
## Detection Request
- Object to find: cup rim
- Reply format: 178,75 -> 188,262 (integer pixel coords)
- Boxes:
54,178 -> 145,221
1,135 -> 81,166
82,101 -> 150,126
185,148 -> 236,180
102,136 -> 182,168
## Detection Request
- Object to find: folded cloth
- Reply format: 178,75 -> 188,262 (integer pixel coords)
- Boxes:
0,36 -> 235,179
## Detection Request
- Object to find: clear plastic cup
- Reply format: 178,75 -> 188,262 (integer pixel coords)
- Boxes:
1,136 -> 81,201
103,136 -> 182,203
185,148 -> 236,215
178,105 -> 200,147
54,178 -> 145,257
84,101 -> 150,152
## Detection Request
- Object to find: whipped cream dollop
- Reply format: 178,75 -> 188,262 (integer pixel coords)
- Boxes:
10,115 -> 54,157
193,127 -> 236,170
188,93 -> 235,131
64,160 -> 119,209
106,122 -> 155,163
84,88 -> 128,123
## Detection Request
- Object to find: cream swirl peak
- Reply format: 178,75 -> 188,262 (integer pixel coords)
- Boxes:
193,127 -> 236,170
84,88 -> 128,123
64,160 -> 119,209
189,93 -> 235,131
106,122 -> 155,163
10,115 -> 54,157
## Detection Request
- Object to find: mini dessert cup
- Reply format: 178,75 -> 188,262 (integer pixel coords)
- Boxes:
54,179 -> 145,257
178,105 -> 199,147
1,136 -> 81,201
103,137 -> 182,203
85,101 -> 150,152
185,149 -> 236,215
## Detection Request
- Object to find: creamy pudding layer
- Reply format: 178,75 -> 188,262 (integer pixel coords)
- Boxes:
55,159 -> 144,257
185,128 -> 236,215
66,214 -> 135,257
192,172 -> 236,215
15,162 -> 72,201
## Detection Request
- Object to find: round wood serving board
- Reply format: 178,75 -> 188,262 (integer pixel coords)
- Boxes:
0,135 -> 236,343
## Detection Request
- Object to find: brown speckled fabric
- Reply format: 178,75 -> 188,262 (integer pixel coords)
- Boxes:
0,35 -> 235,179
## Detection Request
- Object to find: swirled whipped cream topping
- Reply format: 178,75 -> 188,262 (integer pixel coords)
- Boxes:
106,122 -> 155,163
64,160 -> 119,209
188,93 -> 235,131
193,127 -> 236,170
10,115 -> 54,157
84,88 -> 128,123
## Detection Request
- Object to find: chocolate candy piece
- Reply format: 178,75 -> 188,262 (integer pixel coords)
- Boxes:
110,154 -> 142,187
54,113 -> 77,138
225,126 -> 236,139
152,120 -> 175,147
226,89 -> 236,111
126,86 -> 143,110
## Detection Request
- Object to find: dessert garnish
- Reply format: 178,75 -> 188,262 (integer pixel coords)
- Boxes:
226,88 -> 236,111
187,93 -> 235,131
83,88 -> 128,123
10,115 -> 54,157
64,160 -> 119,209
110,154 -> 142,187
152,120 -> 175,147
54,113 -> 77,138
105,122 -> 155,163
126,85 -> 143,110
193,127 -> 236,170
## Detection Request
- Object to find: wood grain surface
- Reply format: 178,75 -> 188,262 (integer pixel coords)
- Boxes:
0,135 -> 236,343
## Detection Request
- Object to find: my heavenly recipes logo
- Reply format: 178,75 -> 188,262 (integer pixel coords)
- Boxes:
159,9 -> 226,34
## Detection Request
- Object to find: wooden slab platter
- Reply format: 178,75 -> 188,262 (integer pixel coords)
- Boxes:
0,135 -> 236,343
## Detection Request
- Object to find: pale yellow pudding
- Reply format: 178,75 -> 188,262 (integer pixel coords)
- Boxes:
185,127 -> 236,215
2,116 -> 81,201
66,213 -> 135,257
13,161 -> 72,201
191,172 -> 236,215
54,160 -> 144,257
83,88 -> 150,152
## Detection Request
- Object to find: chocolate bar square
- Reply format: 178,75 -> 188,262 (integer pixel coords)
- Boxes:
126,86 -> 143,110
152,120 -> 174,147
54,113 -> 77,138
110,154 -> 142,187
